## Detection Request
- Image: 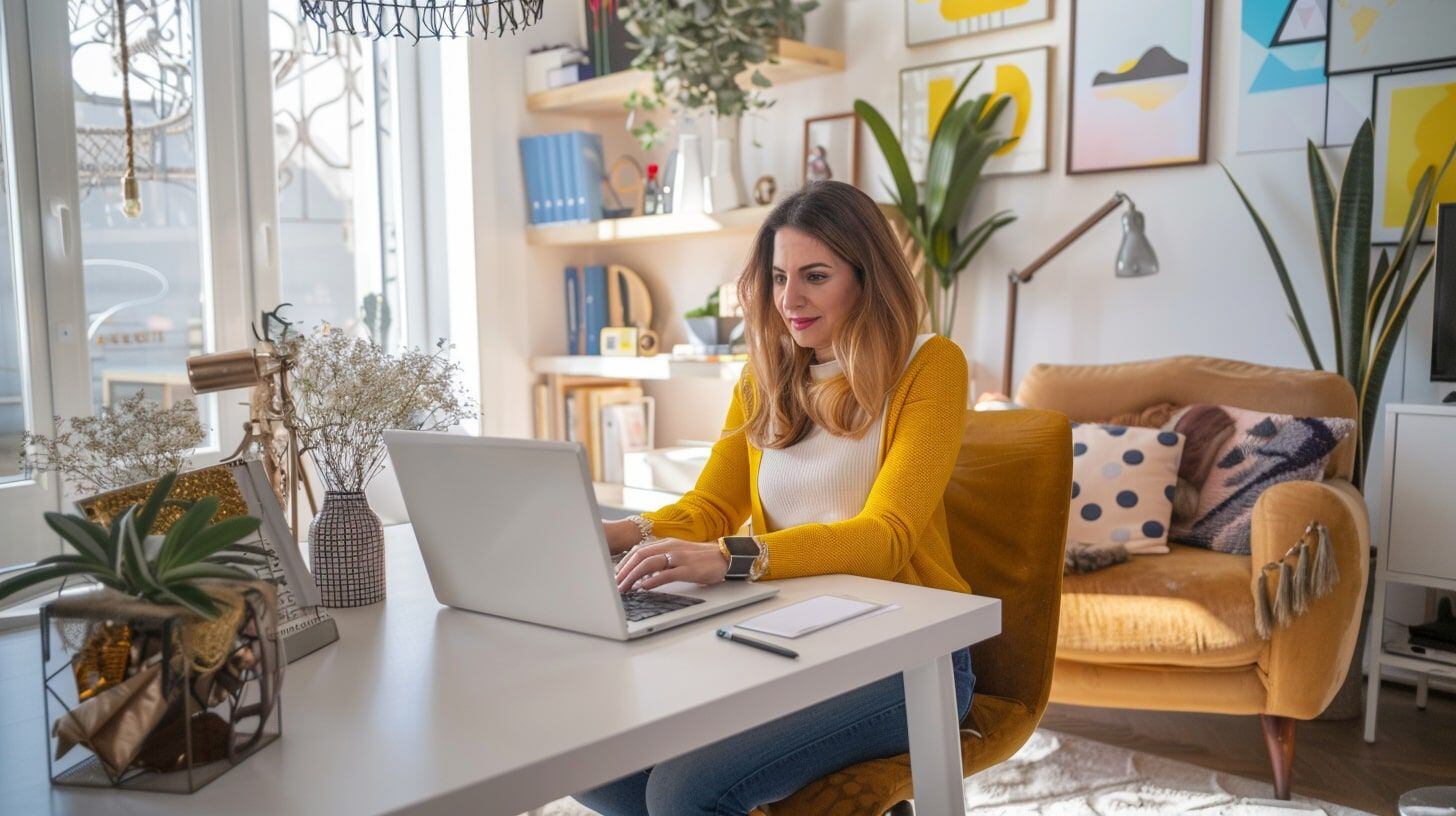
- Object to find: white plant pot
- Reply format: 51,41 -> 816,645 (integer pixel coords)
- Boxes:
670,133 -> 705,215
705,114 -> 746,213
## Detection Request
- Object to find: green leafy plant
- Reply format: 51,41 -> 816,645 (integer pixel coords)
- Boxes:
683,288 -> 721,319
0,473 -> 266,619
856,64 -> 1017,336
619,0 -> 819,151
1224,120 -> 1456,487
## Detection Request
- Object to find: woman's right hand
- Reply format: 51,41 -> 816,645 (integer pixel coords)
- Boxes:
603,518 -> 642,554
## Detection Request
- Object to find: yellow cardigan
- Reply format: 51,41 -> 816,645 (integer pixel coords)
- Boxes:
643,335 -> 972,594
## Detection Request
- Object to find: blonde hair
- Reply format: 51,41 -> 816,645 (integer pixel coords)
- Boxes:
737,181 -> 926,449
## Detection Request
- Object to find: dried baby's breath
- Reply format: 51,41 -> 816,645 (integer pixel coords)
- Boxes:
281,329 -> 476,493
19,391 -> 206,494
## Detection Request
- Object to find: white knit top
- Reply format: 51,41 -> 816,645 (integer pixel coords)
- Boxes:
759,334 -> 934,532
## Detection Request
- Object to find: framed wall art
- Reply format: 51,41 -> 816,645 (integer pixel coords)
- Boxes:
905,0 -> 1051,47
803,112 -> 861,187
1327,0 -> 1456,76
1371,63 -> 1456,244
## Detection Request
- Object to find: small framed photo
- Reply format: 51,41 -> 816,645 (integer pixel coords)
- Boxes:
802,112 -> 860,187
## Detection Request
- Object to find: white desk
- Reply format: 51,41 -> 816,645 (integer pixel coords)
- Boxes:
1,525 -> 1000,816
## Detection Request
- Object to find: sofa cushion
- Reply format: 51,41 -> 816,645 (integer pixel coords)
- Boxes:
1057,543 -> 1264,668
1068,423 -> 1184,554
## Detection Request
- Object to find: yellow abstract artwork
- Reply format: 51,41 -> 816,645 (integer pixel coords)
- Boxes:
1382,82 -> 1456,230
933,0 -> 1029,20
993,64 -> 1031,156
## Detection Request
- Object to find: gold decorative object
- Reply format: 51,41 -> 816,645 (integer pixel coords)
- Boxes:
753,174 -> 777,206
72,623 -> 131,702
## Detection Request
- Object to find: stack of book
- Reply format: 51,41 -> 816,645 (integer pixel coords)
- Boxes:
556,384 -> 655,483
518,131 -> 605,225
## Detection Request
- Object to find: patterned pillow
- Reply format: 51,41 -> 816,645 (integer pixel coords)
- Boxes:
1170,406 -> 1355,554
1068,423 -> 1185,555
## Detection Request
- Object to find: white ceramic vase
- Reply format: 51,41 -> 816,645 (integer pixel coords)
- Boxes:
669,132 -> 705,215
705,114 -> 746,213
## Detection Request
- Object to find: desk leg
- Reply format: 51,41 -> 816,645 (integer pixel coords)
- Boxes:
903,653 -> 965,815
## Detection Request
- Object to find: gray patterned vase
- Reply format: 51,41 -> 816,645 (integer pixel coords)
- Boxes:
309,491 -> 385,607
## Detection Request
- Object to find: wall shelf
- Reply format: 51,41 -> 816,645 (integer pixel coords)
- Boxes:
526,39 -> 845,116
531,355 -> 744,381
526,205 -> 773,247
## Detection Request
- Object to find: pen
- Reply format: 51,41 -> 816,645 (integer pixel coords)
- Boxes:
716,627 -> 799,659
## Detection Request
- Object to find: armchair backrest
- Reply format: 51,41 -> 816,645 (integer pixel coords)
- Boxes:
944,408 -> 1071,717
1015,355 -> 1358,481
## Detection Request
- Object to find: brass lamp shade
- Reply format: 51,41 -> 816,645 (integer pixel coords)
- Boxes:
186,350 -> 278,394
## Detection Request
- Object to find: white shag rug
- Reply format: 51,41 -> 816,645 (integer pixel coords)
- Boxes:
524,729 -> 1374,815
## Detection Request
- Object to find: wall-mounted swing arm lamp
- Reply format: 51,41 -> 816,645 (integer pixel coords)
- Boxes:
1001,191 -> 1159,396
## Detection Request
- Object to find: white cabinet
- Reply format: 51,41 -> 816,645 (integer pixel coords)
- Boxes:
1365,404 -> 1456,743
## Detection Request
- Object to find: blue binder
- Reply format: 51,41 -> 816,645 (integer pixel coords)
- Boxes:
518,136 -> 544,225
564,266 -> 582,354
556,133 -> 579,222
583,265 -> 608,355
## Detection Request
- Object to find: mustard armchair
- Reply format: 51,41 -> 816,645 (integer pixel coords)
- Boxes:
1016,356 -> 1370,801
761,408 -> 1073,816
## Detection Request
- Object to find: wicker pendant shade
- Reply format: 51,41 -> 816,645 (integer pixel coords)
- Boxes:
300,0 -> 544,42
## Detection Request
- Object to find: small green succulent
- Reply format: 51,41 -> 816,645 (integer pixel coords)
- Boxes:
0,472 -> 266,619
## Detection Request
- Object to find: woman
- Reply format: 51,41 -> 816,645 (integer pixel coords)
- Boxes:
574,180 -> 974,816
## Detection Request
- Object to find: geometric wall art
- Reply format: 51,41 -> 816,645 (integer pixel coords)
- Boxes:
905,0 -> 1051,48
1237,0 -> 1376,152
1327,0 -> 1456,76
900,46 -> 1051,180
1067,0 -> 1212,174
1371,64 -> 1456,244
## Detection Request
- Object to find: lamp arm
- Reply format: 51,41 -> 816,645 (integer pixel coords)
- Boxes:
1014,192 -> 1129,284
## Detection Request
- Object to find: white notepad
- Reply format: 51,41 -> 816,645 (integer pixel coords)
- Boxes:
734,595 -> 892,639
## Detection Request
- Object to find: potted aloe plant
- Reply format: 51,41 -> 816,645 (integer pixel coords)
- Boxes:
856,63 -> 1018,336
0,472 -> 283,791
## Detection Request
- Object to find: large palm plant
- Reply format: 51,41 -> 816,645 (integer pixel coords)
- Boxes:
856,64 -> 1017,336
1225,120 -> 1456,487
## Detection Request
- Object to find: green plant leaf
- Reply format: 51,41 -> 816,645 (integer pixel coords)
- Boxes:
1364,249 -> 1394,344
157,496 -> 218,574
1334,121 -> 1374,385
170,516 -> 263,569
1360,250 -> 1436,470
121,508 -> 163,594
0,563 -> 102,603
1384,142 -> 1454,337
159,562 -> 256,584
203,554 -> 267,569
924,94 -> 988,229
157,582 -> 220,619
1222,163 -> 1323,370
946,211 -> 1016,276
42,512 -> 109,567
1306,142 -> 1342,376
856,99 -> 919,220
134,471 -> 177,538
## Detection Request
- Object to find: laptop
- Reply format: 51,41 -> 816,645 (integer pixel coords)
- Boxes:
384,430 -> 778,640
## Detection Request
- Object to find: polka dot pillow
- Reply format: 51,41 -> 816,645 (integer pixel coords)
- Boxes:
1068,423 -> 1186,555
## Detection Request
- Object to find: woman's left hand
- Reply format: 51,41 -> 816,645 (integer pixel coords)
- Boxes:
615,538 -> 728,593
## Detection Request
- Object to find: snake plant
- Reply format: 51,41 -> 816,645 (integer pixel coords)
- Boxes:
856,63 -> 1018,336
0,472 -> 266,619
1224,121 -> 1456,487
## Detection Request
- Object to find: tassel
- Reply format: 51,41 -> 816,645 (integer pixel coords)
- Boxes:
1310,523 -> 1339,598
1274,560 -> 1296,627
1292,541 -> 1311,614
1252,567 -> 1274,639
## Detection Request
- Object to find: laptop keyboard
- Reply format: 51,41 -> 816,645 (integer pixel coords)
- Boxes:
620,590 -> 705,622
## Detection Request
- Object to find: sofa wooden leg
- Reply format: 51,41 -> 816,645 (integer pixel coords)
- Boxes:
1259,714 -> 1295,800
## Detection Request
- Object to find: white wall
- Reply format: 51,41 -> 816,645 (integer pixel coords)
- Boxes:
456,0 -> 1445,475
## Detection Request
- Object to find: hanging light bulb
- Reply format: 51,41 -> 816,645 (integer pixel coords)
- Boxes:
116,0 -> 141,219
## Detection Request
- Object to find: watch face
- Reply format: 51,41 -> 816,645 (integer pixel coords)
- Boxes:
724,536 -> 760,557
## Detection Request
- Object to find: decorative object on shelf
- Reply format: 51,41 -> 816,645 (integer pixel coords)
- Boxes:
753,174 -> 777,206
186,304 -> 314,540
1224,120 -> 1456,486
1372,64 -> 1456,244
706,113 -> 747,213
76,463 -> 338,664
526,45 -> 588,96
0,473 -> 282,793
601,326 -> 640,357
1067,0 -> 1211,174
900,46 -> 1050,178
669,131 -> 706,215
18,390 -> 205,496
905,0 -> 1050,47
620,0 -> 819,212
299,0 -> 543,42
857,63 -> 1018,336
604,155 -> 644,218
1326,0 -> 1456,76
802,112 -> 859,186
682,287 -> 741,350
519,131 -> 606,225
1250,521 -> 1340,639
581,0 -> 631,79
641,162 -> 663,215
279,328 -> 475,606
1000,191 -> 1158,394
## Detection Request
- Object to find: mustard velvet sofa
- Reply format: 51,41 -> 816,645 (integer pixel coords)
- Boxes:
762,408 -> 1073,816
1016,356 -> 1370,801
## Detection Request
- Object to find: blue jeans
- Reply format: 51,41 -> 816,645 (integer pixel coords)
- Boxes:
572,647 -> 974,816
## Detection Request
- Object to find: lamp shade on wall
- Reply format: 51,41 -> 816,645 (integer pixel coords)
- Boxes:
1116,206 -> 1159,279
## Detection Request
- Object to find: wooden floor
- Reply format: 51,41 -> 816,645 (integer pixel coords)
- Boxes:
1040,682 -> 1456,816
